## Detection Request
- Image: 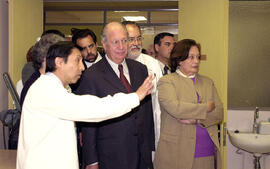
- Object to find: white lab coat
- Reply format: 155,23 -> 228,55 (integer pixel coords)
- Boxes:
16,72 -> 139,169
135,53 -> 163,149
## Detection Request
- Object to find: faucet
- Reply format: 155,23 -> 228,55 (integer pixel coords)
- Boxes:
253,107 -> 259,133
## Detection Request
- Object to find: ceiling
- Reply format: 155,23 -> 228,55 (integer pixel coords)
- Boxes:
44,1 -> 178,10
44,0 -> 177,2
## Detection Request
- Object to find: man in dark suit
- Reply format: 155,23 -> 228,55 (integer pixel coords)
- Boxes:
76,22 -> 155,169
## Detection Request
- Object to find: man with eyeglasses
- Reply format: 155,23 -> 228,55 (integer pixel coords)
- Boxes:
71,28 -> 103,70
122,21 -> 163,156
76,22 -> 154,169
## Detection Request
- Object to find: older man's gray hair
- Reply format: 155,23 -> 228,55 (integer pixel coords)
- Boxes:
101,22 -> 128,44
32,34 -> 65,71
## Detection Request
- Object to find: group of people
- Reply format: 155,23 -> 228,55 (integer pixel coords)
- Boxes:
16,21 -> 223,169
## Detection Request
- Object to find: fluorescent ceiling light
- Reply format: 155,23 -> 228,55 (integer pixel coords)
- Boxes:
123,16 -> 147,21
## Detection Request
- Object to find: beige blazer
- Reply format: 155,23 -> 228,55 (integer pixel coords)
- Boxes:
154,73 -> 224,169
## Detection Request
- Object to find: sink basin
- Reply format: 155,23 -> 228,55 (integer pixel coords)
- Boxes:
228,130 -> 270,154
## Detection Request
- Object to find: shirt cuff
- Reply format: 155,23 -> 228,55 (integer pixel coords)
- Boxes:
130,92 -> 140,107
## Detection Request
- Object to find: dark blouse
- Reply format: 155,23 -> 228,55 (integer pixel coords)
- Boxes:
20,70 -> 41,106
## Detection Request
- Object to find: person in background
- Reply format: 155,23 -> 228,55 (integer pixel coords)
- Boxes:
71,28 -> 103,70
20,33 -> 65,106
154,32 -> 175,75
41,29 -> 65,38
16,41 -> 154,169
154,39 -> 223,169
70,28 -> 103,93
122,20 -> 163,154
16,46 -> 35,97
146,44 -> 156,58
17,29 -> 66,97
141,48 -> 147,54
76,22 -> 154,169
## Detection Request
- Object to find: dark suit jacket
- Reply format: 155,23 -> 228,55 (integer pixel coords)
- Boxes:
76,57 -> 155,169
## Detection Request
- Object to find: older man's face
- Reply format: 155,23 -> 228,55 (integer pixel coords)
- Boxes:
125,24 -> 143,59
102,23 -> 128,64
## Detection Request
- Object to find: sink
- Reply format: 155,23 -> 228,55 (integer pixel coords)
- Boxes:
228,130 -> 270,154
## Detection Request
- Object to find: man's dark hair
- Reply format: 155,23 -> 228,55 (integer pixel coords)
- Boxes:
41,29 -> 65,38
153,32 -> 174,52
71,28 -> 97,47
46,41 -> 77,72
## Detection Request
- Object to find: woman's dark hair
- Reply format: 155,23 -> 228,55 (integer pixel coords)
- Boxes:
46,41 -> 77,72
170,39 -> 201,73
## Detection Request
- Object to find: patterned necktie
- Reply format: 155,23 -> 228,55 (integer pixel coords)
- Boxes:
118,64 -> 132,93
163,65 -> 169,75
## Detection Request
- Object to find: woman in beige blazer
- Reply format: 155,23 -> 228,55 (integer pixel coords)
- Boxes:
154,39 -> 223,169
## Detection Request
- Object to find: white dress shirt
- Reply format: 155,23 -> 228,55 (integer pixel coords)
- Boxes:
158,60 -> 171,75
16,72 -> 140,169
105,54 -> 130,83
134,53 -> 163,150
16,79 -> 23,97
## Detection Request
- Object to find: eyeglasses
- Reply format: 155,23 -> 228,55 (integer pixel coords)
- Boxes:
128,36 -> 143,43
111,39 -> 128,46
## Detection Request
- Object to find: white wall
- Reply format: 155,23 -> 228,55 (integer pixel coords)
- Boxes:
0,0 -> 9,149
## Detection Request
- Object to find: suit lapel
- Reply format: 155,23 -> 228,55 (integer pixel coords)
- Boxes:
99,58 -> 129,93
126,59 -> 140,92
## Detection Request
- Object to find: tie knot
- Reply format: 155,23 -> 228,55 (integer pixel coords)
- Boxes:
118,64 -> 123,72
164,65 -> 169,71
163,65 -> 169,75
118,64 -> 132,93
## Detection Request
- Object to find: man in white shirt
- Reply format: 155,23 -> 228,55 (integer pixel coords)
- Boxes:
16,41 -> 154,169
122,21 -> 163,151
154,32 -> 175,75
